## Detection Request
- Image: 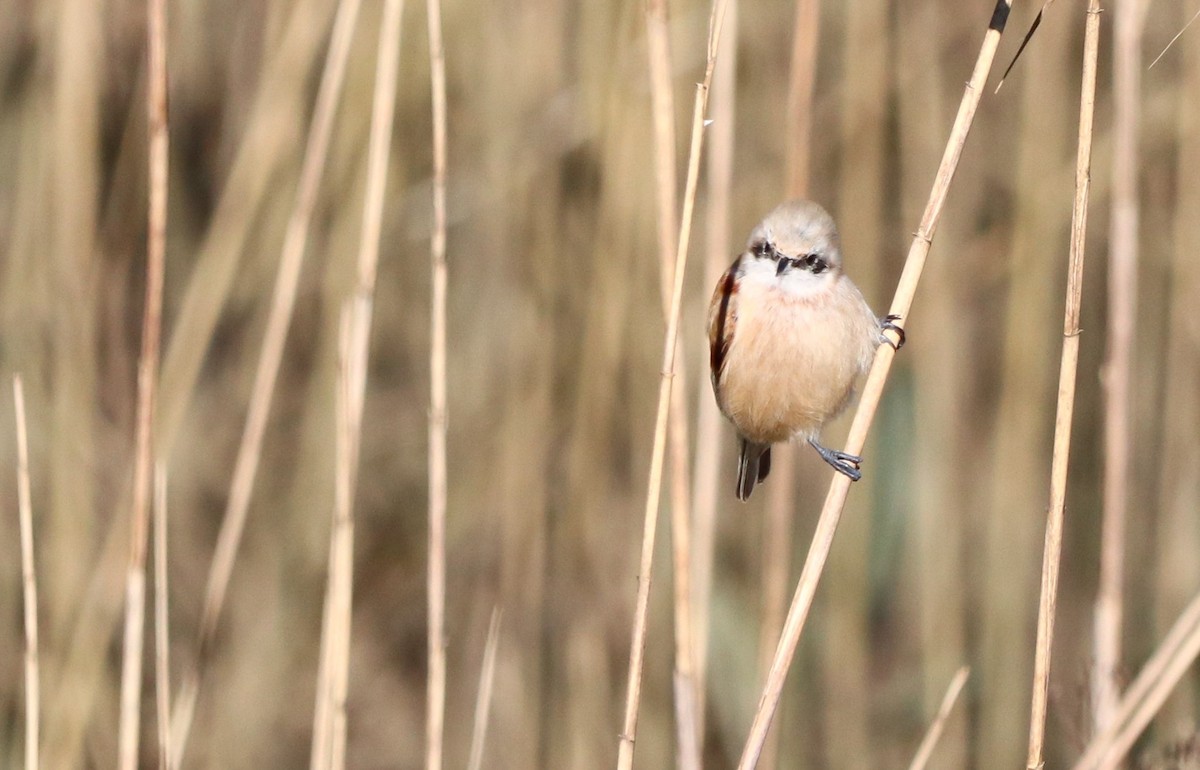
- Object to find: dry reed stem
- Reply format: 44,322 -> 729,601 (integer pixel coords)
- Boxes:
784,0 -> 819,203
642,0 -> 701,764
616,2 -> 731,766
312,0 -> 404,762
756,450 -> 794,769
1026,2 -> 1102,767
153,464 -> 171,770
119,0 -> 169,764
1072,590 -> 1200,769
691,0 -> 738,738
156,2 -> 335,452
1148,5 -> 1200,69
167,1 -> 364,762
1094,0 -> 1146,735
736,3 -> 1013,766
467,609 -> 503,770
13,375 -> 39,770
426,0 -> 449,764
907,666 -> 970,770
756,5 -> 820,765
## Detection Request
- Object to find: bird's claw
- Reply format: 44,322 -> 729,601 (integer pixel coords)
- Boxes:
881,314 -> 906,351
808,440 -> 863,482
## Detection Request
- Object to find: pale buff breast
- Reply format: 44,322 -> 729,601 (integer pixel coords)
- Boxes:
717,276 -> 877,444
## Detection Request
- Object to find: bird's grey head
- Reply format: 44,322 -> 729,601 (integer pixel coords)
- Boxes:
743,200 -> 843,292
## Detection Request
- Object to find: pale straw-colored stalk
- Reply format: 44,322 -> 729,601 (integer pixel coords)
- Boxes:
466,609 -> 503,770
14,375 -> 39,770
1073,590 -> 1200,770
907,667 -> 970,770
1093,0 -> 1146,735
153,464 -> 171,770
736,3 -> 1014,766
118,0 -> 169,763
691,0 -> 738,742
310,0 -> 404,763
643,0 -> 702,763
168,1 -> 363,764
1026,2 -> 1102,767
425,0 -> 449,763
616,2 -> 732,767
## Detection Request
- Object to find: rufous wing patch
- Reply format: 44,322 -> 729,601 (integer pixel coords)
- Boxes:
708,256 -> 741,392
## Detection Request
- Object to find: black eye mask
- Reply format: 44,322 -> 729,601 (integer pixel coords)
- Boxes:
771,251 -> 829,276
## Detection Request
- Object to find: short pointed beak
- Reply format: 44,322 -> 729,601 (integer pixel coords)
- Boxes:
775,258 -> 790,277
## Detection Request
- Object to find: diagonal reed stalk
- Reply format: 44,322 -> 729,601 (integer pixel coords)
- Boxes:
466,609 -> 502,770
118,0 -> 169,764
425,0 -> 449,763
168,0 -> 363,763
1093,0 -> 1146,735
1073,588 -> 1200,770
736,3 -> 1013,766
153,464 -> 171,770
13,375 -> 39,770
908,666 -> 970,770
1026,2 -> 1102,767
310,0 -> 404,764
616,1 -> 732,767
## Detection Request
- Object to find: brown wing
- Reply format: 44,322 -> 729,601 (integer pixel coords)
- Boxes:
708,255 -> 741,394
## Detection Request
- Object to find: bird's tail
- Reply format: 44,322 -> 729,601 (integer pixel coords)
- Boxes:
736,438 -> 771,502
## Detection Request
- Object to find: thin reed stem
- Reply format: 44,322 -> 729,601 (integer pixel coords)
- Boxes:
908,666 -> 970,770
1026,2 -> 1102,767
756,5 -> 819,765
13,376 -> 39,770
616,2 -> 732,767
466,609 -> 502,770
169,0 -> 363,763
642,0 -> 701,764
736,3 -> 1013,766
1094,0 -> 1146,735
1073,590 -> 1200,769
119,0 -> 169,764
153,464 -> 171,770
426,0 -> 449,764
691,0 -> 738,741
311,0 -> 404,763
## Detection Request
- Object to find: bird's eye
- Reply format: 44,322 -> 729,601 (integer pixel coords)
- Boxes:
804,254 -> 827,274
752,240 -> 774,258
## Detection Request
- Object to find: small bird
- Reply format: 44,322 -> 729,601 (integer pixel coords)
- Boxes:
708,199 -> 903,501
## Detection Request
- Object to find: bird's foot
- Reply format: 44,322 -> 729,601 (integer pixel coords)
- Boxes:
880,314 -> 906,351
808,439 -> 862,481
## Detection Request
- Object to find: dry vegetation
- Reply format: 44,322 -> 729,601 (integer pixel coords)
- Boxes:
2,0 -> 1200,768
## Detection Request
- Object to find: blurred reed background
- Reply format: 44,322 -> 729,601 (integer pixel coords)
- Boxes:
1,0 -> 1199,767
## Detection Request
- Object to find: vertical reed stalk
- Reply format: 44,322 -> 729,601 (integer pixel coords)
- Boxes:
118,0 -> 169,764
756,5 -> 820,764
736,4 -> 1012,766
691,0 -> 738,742
1093,0 -> 1146,735
14,376 -> 39,770
426,0 -> 449,764
311,0 -> 404,763
153,464 -> 171,770
1026,3 -> 1102,767
168,2 -> 364,763
616,2 -> 732,766
643,3 -> 701,762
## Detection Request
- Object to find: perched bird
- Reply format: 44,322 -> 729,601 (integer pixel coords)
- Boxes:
708,199 -> 903,501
